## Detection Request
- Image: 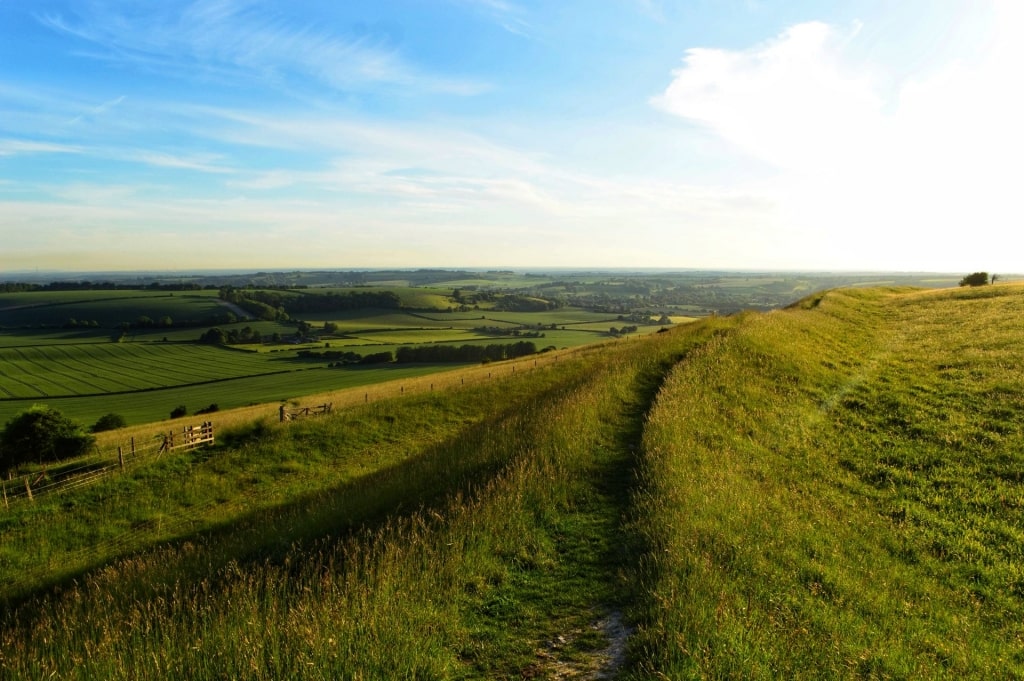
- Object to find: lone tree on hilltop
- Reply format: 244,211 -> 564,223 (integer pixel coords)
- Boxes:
1,405 -> 95,474
959,272 -> 990,287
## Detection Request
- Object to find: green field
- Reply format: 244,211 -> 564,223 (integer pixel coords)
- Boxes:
0,344 -> 289,398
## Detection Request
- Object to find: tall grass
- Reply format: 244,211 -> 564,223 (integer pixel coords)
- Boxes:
0,321 -> 719,678
626,285 -> 1024,678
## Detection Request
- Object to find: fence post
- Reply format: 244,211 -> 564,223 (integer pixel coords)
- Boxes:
131,436 -> 136,457
24,477 -> 33,502
2,480 -> 7,510
280,405 -> 286,422
118,446 -> 125,470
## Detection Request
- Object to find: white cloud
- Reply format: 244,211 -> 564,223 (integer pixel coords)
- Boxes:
652,21 -> 885,173
653,3 -> 1024,271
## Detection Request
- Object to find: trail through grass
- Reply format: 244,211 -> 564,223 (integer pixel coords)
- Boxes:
0,320 -> 725,678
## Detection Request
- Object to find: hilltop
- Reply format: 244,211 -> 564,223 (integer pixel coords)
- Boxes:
1,283 -> 1022,679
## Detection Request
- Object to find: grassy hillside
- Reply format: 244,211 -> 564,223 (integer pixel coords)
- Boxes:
629,284 -> 1024,678
2,284 -> 1022,678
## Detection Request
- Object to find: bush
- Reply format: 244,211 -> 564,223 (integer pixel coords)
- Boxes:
959,272 -> 990,287
196,403 -> 219,415
92,413 -> 127,433
1,405 -> 95,473
170,405 -> 188,419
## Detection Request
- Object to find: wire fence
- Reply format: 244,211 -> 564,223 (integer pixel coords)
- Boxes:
1,422 -> 214,508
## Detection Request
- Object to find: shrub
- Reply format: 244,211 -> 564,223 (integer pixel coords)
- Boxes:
170,405 -> 188,419
1,405 -> 95,473
959,272 -> 990,287
92,413 -> 127,433
196,403 -> 220,415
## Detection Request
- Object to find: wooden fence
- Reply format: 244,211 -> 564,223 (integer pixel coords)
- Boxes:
279,403 -> 333,422
2,422 -> 215,508
159,421 -> 215,452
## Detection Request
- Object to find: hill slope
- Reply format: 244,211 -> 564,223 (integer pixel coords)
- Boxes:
630,284 -> 1024,678
2,285 -> 1022,678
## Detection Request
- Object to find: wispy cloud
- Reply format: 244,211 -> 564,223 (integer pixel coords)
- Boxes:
0,139 -> 82,156
38,1 -> 489,95
66,95 -> 125,125
452,0 -> 532,37
128,150 -> 234,174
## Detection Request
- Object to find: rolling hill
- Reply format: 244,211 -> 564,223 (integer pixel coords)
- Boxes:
1,283 -> 1021,679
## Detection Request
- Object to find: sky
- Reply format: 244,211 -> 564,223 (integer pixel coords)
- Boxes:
0,0 -> 1020,273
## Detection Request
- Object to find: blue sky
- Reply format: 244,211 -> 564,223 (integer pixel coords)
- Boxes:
1,0 -> 1019,273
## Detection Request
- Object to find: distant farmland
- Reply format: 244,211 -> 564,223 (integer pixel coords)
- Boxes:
3,270 -> 962,428
0,286 -> 659,425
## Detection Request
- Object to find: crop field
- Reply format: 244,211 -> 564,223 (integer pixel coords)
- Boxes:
0,328 -> 113,347
0,291 -> 225,329
0,343 -> 287,399
18,362 -> 463,426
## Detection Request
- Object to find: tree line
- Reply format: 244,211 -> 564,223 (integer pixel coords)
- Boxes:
0,281 -> 209,293
395,341 -> 539,364
295,341 -> 541,366
218,287 -> 402,322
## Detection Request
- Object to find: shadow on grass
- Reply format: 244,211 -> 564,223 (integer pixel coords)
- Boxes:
0,377 -> 581,614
